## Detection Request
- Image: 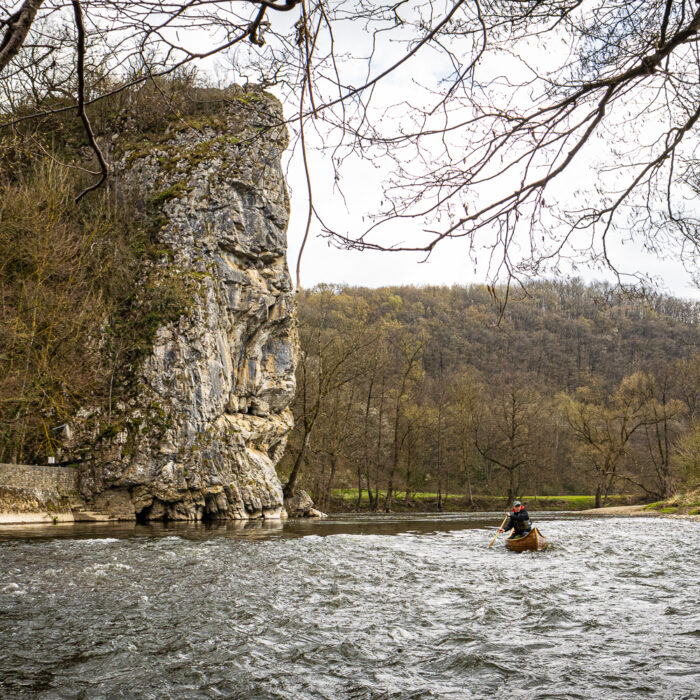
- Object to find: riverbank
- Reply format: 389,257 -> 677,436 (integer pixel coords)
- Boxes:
643,487 -> 700,518
328,490 -> 638,513
578,504 -> 650,515
580,489 -> 700,521
326,488 -> 700,521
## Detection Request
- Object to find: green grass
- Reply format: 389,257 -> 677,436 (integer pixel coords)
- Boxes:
328,488 -> 698,515
333,489 -> 466,502
328,489 -> 629,511
645,496 -> 700,515
524,495 -> 594,504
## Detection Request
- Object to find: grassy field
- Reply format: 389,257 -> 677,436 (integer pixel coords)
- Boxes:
329,489 -> 636,512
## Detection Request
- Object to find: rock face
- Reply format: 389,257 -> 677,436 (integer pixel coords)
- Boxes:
284,489 -> 327,519
81,88 -> 297,521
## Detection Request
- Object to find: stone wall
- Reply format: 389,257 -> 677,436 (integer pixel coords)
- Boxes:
0,464 -> 79,524
0,464 -> 77,490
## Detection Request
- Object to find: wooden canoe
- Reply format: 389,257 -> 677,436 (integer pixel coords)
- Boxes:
505,527 -> 548,552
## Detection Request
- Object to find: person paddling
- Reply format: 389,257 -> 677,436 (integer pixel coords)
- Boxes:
498,500 -> 532,540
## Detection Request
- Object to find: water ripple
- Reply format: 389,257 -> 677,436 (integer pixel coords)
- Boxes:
0,514 -> 698,699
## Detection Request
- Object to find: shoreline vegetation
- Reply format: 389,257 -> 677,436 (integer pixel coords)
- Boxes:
577,504 -> 698,520
327,488 -> 700,519
639,487 -> 700,518
280,285 -> 700,515
329,489 -> 637,513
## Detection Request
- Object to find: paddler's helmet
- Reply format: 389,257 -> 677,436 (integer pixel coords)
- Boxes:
512,500 -> 522,508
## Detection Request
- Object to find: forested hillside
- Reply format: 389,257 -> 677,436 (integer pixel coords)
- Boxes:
279,282 -> 700,510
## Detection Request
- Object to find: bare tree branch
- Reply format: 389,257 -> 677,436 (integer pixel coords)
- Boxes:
71,0 -> 108,203
0,0 -> 44,73
0,1 -> 698,292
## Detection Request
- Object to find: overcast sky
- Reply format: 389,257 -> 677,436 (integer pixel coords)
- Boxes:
272,15 -> 700,300
283,159 -> 700,300
216,4 -> 700,301
279,92 -> 700,301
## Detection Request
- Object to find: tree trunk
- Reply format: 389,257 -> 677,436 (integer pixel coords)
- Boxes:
436,400 -> 443,511
603,472 -> 616,507
507,467 -> 517,505
362,365 -> 375,512
373,381 -> 385,512
465,472 -> 474,507
404,442 -> 413,504
386,349 -> 419,511
322,453 -> 338,512
365,471 -> 375,510
0,0 -> 45,74
661,471 -> 673,500
385,483 -> 393,512
284,429 -> 310,499
384,420 -> 399,512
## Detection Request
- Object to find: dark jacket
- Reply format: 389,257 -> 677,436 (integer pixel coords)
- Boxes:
503,508 -> 531,534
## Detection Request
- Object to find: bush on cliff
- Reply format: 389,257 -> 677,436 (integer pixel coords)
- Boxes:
0,78 -> 222,465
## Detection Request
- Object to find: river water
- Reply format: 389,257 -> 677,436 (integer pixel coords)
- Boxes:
0,513 -> 698,699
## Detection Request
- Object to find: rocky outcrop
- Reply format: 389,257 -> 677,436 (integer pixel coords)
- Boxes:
284,489 -> 327,518
79,88 -> 298,521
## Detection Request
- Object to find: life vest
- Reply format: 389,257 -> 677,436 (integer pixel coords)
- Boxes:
512,515 -> 531,534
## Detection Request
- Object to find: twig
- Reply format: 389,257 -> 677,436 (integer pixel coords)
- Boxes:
71,0 -> 108,204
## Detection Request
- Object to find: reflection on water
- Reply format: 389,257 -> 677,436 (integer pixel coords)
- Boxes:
0,513 -> 698,699
0,511 -> 516,542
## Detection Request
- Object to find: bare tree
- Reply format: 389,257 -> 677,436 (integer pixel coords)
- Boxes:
282,290 -> 374,499
473,374 -> 540,504
384,332 -> 423,511
2,1 -> 699,289
313,0 -> 700,294
309,377 -> 356,512
446,368 -> 484,507
625,365 -> 686,498
563,373 -> 673,506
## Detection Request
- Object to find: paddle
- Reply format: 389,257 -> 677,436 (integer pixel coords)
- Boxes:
488,514 -> 509,548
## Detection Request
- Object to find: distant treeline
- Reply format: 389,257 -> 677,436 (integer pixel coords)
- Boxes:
278,282 -> 700,510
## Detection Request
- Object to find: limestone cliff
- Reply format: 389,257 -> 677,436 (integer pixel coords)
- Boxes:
79,88 -> 297,521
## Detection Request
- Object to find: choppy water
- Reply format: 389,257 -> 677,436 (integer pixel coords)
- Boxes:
0,513 -> 698,699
